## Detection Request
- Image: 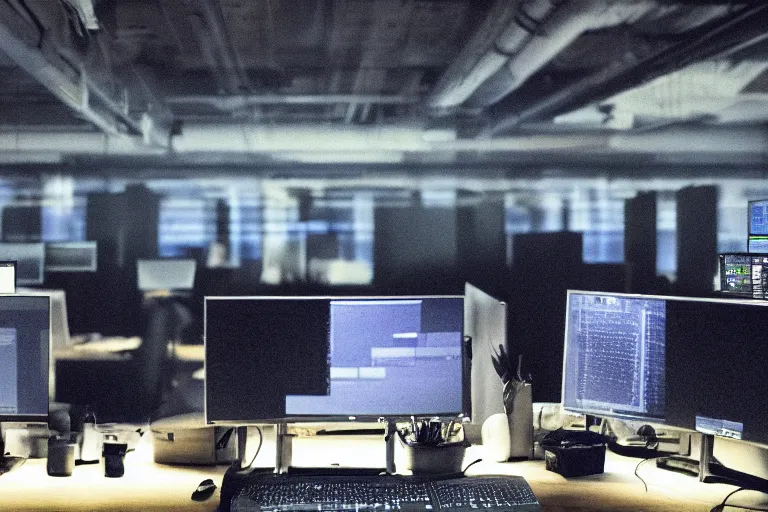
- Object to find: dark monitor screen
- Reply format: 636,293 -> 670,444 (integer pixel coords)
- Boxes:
664,297 -> 768,445
562,292 -> 666,422
0,295 -> 50,421
749,200 -> 768,235
719,253 -> 753,296
0,244 -> 44,286
205,296 -> 467,423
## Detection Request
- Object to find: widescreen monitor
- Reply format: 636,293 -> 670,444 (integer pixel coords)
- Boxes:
564,291 -> 768,446
0,243 -> 44,286
137,259 -> 196,292
45,242 -> 97,272
748,199 -> 768,236
0,295 -> 50,422
205,296 -> 467,424
464,283 -> 507,425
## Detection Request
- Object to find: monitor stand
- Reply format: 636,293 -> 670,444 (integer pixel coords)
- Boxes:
237,419 -> 398,476
656,434 -> 768,492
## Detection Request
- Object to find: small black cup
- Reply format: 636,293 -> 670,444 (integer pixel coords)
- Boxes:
102,441 -> 128,478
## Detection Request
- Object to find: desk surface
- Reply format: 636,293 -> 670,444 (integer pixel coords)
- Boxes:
1,432 -> 766,512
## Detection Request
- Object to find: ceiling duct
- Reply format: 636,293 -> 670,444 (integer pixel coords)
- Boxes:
427,0 -> 655,111
488,3 -> 768,135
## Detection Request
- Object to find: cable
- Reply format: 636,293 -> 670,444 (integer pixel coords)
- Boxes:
247,426 -> 264,468
711,487 -> 768,512
634,458 -> 651,493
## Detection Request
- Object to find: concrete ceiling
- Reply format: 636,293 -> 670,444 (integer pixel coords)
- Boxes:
0,0 -> 767,169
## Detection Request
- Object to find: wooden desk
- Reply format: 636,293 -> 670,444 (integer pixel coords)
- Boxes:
2,432 -> 766,511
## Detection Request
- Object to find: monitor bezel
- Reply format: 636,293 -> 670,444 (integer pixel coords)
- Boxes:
204,295 -> 470,426
748,199 -> 768,236
0,294 -> 50,423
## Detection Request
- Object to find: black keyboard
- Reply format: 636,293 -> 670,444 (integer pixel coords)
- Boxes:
0,456 -> 24,476
230,474 -> 540,511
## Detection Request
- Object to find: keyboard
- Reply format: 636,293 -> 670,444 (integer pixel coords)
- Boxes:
230,474 -> 541,511
0,456 -> 24,476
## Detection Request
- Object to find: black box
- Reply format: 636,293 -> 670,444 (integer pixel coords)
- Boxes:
543,443 -> 606,477
540,430 -> 606,477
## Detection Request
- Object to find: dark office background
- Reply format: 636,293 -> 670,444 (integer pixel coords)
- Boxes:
1,169 -> 758,401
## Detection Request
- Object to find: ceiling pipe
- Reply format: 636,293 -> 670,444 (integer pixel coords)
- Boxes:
166,94 -> 418,109
0,125 -> 765,158
0,1 -> 169,146
0,2 -> 119,134
427,0 -> 654,111
464,0 -> 656,109
426,0 -> 543,110
487,2 -> 768,136
0,132 -> 163,155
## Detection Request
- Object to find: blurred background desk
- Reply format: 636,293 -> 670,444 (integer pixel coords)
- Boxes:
53,338 -> 205,424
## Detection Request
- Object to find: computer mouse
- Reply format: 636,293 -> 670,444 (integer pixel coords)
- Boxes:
191,478 -> 217,502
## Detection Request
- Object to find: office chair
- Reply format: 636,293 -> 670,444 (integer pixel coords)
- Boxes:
134,297 -> 193,422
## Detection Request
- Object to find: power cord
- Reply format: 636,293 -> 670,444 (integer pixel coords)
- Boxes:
246,426 -> 264,468
711,487 -> 768,512
634,458 -> 652,493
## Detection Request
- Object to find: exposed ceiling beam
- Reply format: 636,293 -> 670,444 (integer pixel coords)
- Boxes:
487,2 -> 768,135
0,1 -> 169,146
193,0 -> 250,94
0,1 -> 117,133
166,94 -> 419,109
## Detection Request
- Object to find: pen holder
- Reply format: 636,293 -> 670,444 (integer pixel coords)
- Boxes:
399,438 -> 468,475
397,425 -> 468,475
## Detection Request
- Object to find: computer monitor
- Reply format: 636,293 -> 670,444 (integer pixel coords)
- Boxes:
0,262 -> 15,294
464,283 -> 507,425
718,253 -> 752,296
44,242 -> 97,272
564,291 -> 768,446
748,199 -> 768,236
0,244 -> 44,286
16,289 -> 69,352
562,291 -> 666,422
748,235 -> 768,254
137,259 -> 196,292
664,296 -> 768,446
205,296 -> 467,424
0,295 -> 50,422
